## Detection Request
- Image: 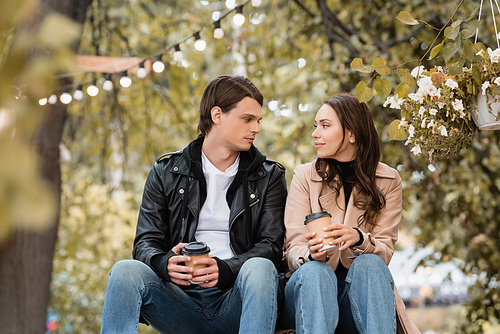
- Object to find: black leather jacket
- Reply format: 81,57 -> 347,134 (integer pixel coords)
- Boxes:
132,136 -> 287,289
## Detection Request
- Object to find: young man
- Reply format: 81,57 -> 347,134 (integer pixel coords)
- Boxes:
100,75 -> 287,334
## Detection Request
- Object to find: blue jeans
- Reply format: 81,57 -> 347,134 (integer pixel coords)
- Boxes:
279,254 -> 396,334
100,257 -> 278,334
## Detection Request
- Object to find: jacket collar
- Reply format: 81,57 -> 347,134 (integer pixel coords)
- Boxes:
310,159 -> 396,181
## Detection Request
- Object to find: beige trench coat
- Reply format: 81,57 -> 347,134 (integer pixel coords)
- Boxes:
284,161 -> 420,334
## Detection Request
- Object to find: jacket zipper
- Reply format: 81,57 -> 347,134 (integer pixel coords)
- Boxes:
228,198 -> 260,255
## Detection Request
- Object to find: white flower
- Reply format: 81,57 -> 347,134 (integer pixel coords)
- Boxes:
438,125 -> 448,136
429,108 -> 438,116
452,99 -> 464,111
488,47 -> 500,63
410,144 -> 422,155
411,66 -> 425,78
421,119 -> 426,128
437,66 -> 444,73
384,94 -> 404,109
408,92 -> 424,103
408,125 -> 415,138
418,106 -> 426,118
494,77 -> 500,86
482,81 -> 490,95
417,77 -> 437,96
459,110 -> 466,118
427,119 -> 434,128
398,117 -> 407,129
445,78 -> 458,90
438,101 -> 446,109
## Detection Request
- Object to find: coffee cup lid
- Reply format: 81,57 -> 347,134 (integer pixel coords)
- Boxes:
182,241 -> 210,256
304,211 -> 332,225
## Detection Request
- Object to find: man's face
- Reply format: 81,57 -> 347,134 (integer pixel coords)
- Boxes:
217,97 -> 262,152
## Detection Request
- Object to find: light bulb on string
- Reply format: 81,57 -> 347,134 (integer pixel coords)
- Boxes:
137,61 -> 147,79
120,71 -> 132,88
73,84 -> 84,101
193,32 -> 206,51
213,20 -> 224,39
173,44 -> 183,61
233,6 -> 245,26
153,54 -> 165,73
87,78 -> 99,97
252,0 -> 262,7
60,91 -> 72,104
103,74 -> 113,91
48,94 -> 58,105
39,98 -> 48,106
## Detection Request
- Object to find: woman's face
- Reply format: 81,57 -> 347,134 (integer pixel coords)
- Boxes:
312,104 -> 356,161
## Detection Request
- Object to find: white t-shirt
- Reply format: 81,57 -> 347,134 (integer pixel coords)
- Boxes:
195,152 -> 239,260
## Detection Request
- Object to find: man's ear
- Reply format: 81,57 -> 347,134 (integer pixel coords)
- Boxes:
211,106 -> 222,124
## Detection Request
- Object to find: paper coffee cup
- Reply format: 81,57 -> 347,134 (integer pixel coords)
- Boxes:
182,241 -> 210,284
304,211 -> 336,252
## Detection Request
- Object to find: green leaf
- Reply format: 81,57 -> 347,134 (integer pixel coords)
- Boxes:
397,68 -> 416,90
389,120 -> 409,141
472,65 -> 482,86
451,19 -> 463,29
464,40 -> 476,61
37,13 -> 82,48
442,39 -> 461,62
397,11 -> 419,25
370,57 -> 391,76
444,26 -> 460,40
467,20 -> 481,31
429,42 -> 443,60
447,58 -> 463,76
465,7 -> 479,21
395,83 -> 410,98
373,77 -> 392,98
350,58 -> 372,73
356,81 -> 373,102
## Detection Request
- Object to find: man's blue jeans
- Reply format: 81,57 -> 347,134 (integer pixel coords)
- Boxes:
279,254 -> 396,334
100,257 -> 278,334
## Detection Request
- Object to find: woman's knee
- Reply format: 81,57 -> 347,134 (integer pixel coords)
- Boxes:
296,261 -> 336,282
349,254 -> 392,284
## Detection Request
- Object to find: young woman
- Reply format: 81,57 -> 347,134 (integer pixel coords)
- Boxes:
280,93 -> 419,334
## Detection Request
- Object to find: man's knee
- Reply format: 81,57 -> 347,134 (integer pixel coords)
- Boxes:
238,257 -> 277,287
109,259 -> 155,286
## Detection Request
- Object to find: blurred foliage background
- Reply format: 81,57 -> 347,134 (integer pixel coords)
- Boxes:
1,0 -> 499,333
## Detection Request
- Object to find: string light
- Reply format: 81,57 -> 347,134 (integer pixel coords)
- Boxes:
137,61 -> 147,79
119,71 -> 132,88
103,73 -> 113,91
252,0 -> 262,7
213,20 -> 224,39
48,94 -> 58,105
60,91 -> 72,104
193,32 -> 206,51
87,78 -> 99,97
152,54 -> 165,73
233,6 -> 245,26
73,84 -> 84,101
44,1 -> 258,105
173,44 -> 183,61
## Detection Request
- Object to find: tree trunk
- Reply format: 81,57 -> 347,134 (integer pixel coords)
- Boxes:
0,0 -> 91,332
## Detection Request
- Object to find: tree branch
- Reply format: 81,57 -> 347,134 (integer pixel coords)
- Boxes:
292,0 -> 316,19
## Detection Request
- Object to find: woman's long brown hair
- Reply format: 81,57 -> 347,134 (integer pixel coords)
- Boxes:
314,93 -> 386,228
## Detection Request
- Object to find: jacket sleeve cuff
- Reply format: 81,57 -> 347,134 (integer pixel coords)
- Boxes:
214,257 -> 234,290
349,228 -> 375,255
151,250 -> 177,282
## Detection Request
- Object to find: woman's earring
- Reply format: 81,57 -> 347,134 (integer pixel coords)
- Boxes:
350,139 -> 354,143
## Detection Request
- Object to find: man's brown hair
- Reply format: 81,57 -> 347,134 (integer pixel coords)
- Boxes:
198,75 -> 263,136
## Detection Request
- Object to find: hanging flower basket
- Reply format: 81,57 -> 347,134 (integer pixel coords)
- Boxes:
472,92 -> 500,130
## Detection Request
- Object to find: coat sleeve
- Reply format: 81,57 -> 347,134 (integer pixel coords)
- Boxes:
347,169 -> 402,265
284,165 -> 314,273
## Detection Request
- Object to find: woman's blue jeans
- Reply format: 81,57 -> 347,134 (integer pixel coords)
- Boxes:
279,254 -> 396,334
100,257 -> 278,334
